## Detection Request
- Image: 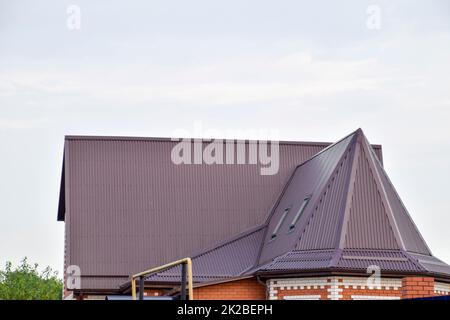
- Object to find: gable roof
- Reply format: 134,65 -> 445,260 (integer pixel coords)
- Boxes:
146,129 -> 450,285
59,135 -> 385,291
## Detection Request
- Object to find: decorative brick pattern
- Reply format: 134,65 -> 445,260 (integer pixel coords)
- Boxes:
328,278 -> 343,300
268,278 -> 329,300
339,276 -> 401,300
193,278 -> 266,300
268,276 -> 403,300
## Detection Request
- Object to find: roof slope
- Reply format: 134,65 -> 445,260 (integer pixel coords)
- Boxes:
147,129 -> 450,285
147,226 -> 266,283
258,131 -> 355,263
60,136 -> 385,291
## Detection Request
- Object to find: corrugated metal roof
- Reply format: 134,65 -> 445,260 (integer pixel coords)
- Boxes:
256,129 -> 445,276
137,129 -> 450,286
407,253 -> 450,276
77,276 -> 130,291
257,249 -> 423,274
258,250 -> 335,272
146,226 -> 265,283
343,146 -> 400,249
258,132 -> 355,264
62,137 -> 374,290
336,249 -> 424,273
295,140 -> 354,250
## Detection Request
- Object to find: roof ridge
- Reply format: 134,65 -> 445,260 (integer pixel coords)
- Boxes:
336,132 -> 362,250
402,251 -> 428,272
64,133 -> 382,148
64,134 -> 337,146
290,128 -> 359,171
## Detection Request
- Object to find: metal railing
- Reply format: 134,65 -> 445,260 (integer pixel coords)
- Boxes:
131,257 -> 193,300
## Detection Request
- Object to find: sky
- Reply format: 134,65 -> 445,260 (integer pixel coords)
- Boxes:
0,0 -> 450,278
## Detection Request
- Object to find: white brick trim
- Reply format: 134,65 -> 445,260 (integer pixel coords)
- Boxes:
284,295 -> 321,300
270,277 -> 329,287
351,295 -> 400,300
338,276 -> 402,290
434,282 -> 450,295
327,277 -> 343,300
268,276 -> 402,300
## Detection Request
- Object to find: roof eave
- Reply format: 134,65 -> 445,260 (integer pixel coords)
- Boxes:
57,150 -> 66,221
255,267 -> 450,282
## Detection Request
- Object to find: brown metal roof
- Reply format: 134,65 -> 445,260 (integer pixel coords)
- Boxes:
258,132 -> 356,264
259,129 -> 431,260
59,135 -> 384,291
143,129 -> 450,286
256,129 -> 440,275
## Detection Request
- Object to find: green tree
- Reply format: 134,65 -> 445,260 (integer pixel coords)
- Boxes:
0,257 -> 63,300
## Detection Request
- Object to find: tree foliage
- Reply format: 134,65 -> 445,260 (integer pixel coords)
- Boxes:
0,257 -> 63,300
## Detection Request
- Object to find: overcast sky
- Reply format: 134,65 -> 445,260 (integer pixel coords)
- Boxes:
1,0 -> 450,277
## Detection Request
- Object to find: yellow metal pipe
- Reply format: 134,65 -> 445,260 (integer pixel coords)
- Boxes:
131,257 -> 194,300
186,258 -> 193,300
131,277 -> 137,300
132,258 -> 189,278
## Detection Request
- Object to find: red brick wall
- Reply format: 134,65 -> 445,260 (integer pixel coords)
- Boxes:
401,277 -> 434,299
72,276 -> 449,300
144,288 -> 167,297
193,278 -> 266,300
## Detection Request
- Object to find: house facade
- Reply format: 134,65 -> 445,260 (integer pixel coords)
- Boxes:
58,129 -> 450,300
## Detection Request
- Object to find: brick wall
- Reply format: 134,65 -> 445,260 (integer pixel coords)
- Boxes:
269,276 -> 403,300
401,277 -> 434,299
339,277 -> 402,300
193,278 -> 266,300
268,277 -> 329,300
144,288 -> 167,297
71,276 -> 450,300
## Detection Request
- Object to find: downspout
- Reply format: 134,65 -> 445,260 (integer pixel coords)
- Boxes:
256,275 -> 269,300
